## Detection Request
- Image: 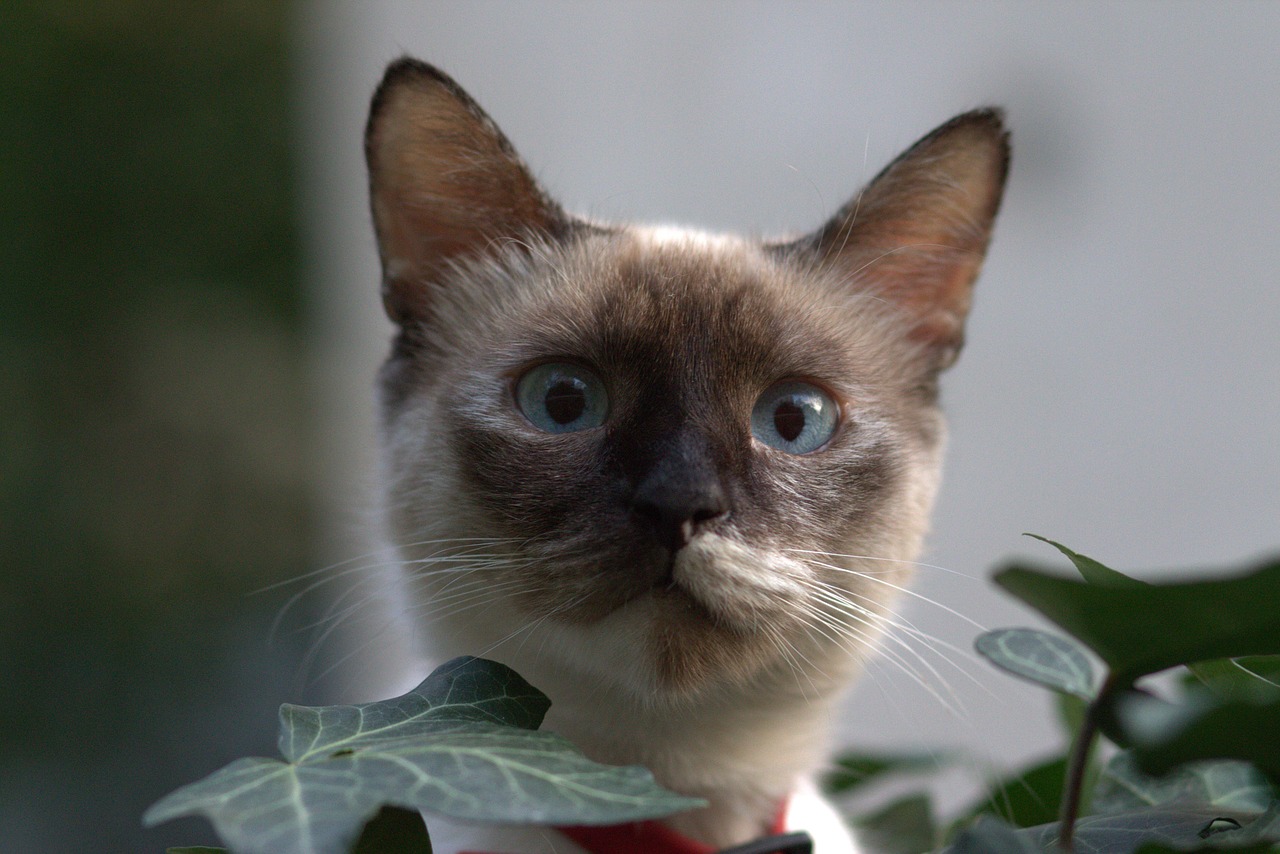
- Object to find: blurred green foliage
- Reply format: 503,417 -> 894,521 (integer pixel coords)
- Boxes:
1,2 -> 325,849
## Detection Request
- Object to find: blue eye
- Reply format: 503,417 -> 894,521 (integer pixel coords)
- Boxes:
515,363 -> 608,433
750,381 -> 839,454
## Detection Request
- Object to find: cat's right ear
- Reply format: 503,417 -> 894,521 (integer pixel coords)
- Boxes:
788,110 -> 1010,373
365,59 -> 569,326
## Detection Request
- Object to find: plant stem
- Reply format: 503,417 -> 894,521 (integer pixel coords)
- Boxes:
1058,675 -> 1115,851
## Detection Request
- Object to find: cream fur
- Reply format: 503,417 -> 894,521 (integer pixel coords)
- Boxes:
365,60 -> 1007,853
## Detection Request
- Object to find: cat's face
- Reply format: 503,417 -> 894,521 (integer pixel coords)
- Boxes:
366,60 -> 1008,702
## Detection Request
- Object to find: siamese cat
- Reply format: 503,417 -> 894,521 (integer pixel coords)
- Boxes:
365,58 -> 1008,853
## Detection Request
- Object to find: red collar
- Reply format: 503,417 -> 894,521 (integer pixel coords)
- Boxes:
459,799 -> 795,854
556,799 -> 790,854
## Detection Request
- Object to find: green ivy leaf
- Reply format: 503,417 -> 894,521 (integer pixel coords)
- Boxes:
1056,691 -> 1089,742
944,754 -> 1277,853
976,628 -> 1098,699
954,755 -> 1069,831
1024,535 -> 1147,589
1118,691 -> 1280,783
1135,842 -> 1279,853
942,815 -> 1043,853
952,808 -> 1272,853
1184,657 -> 1280,705
993,555 -> 1280,682
1218,800 -> 1280,846
1132,800 -> 1280,851
278,656 -> 549,763
854,793 -> 937,854
1091,753 -> 1274,817
144,657 -> 703,854
824,750 -> 956,796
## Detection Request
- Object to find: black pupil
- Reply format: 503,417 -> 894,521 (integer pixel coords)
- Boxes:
545,380 -> 587,424
774,399 -> 806,442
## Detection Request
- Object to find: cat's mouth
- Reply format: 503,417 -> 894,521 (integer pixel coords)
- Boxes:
633,540 -> 738,614
613,548 -> 717,619
626,537 -> 815,694
651,565 -> 719,605
654,535 -> 806,630
526,533 -> 807,638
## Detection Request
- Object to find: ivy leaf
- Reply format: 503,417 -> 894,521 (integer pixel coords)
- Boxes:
1184,657 -> 1280,705
1092,752 -> 1274,817
1024,535 -> 1147,589
942,757 -> 1278,853
1052,808 -> 1278,852
1218,800 -> 1280,846
993,555 -> 1280,683
945,808 -> 1274,853
1136,841 -> 1279,853
953,755 -> 1069,831
942,815 -> 1042,853
1117,691 -> 1280,782
824,750 -> 956,796
1056,691 -> 1088,739
277,655 -> 549,763
976,628 -> 1098,699
854,793 -> 937,854
1133,800 -> 1280,851
144,657 -> 703,854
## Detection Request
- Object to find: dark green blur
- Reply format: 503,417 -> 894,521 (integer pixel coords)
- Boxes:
1,3 -> 329,849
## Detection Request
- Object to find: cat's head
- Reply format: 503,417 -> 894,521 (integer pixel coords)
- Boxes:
365,59 -> 1008,704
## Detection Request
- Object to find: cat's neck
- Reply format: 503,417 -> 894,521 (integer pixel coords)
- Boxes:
403,566 -> 865,848
552,687 -> 840,846
504,633 -> 857,849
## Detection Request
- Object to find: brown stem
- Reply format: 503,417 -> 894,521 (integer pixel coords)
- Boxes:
1057,674 -> 1116,851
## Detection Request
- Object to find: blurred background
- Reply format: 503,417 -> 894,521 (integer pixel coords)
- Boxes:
5,2 -> 1278,851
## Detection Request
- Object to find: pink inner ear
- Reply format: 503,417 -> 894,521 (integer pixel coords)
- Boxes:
846,241 -> 978,368
812,111 -> 1009,365
365,61 -> 562,326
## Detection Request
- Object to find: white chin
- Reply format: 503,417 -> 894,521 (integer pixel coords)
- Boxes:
672,535 -> 807,629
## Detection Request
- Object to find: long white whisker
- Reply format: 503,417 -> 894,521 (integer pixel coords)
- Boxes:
799,597 -> 961,713
479,588 -> 594,659
804,576 -> 985,671
254,536 -> 526,594
802,557 -> 988,632
784,549 -> 981,581
805,575 -> 991,676
804,583 -> 972,709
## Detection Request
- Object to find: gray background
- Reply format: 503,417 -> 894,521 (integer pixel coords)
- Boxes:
297,0 -> 1280,793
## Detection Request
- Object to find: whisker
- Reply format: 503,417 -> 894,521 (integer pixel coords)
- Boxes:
804,576 -> 985,672
261,535 -> 528,640
803,583 -> 973,711
254,535 -> 525,594
408,578 -> 530,623
783,549 -> 982,581
804,576 -> 993,696
801,556 -> 988,633
763,619 -> 824,699
800,596 -> 963,713
266,535 -> 537,689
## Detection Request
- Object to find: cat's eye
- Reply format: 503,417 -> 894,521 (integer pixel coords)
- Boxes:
515,363 -> 608,434
750,381 -> 839,454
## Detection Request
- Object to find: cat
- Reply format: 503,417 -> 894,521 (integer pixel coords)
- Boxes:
364,57 -> 1008,854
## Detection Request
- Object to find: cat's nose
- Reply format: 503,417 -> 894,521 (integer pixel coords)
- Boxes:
630,477 -> 728,552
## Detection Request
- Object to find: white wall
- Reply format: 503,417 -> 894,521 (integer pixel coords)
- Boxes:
295,0 -> 1280,791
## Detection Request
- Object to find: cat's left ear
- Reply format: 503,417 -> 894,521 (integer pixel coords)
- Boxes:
365,59 -> 570,327
791,110 -> 1010,371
